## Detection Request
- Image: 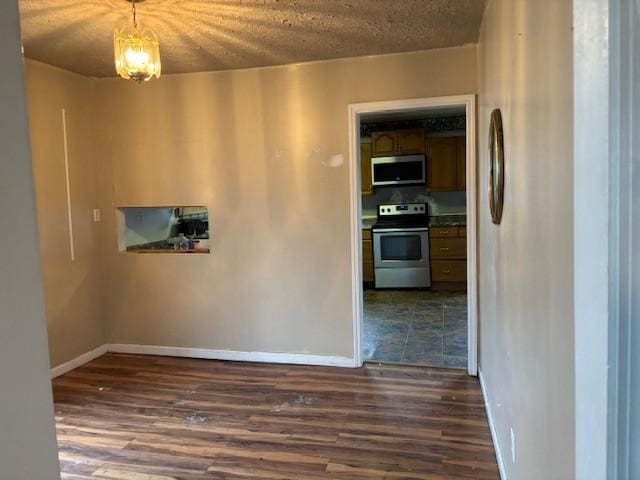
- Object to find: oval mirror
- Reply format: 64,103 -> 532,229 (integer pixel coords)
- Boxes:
488,109 -> 505,224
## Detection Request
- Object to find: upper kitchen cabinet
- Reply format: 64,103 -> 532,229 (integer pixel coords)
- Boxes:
361,142 -> 374,195
371,129 -> 425,157
456,136 -> 466,190
426,135 -> 466,192
397,128 -> 426,155
371,131 -> 397,156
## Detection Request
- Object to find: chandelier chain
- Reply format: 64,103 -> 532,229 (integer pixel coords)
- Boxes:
131,0 -> 137,28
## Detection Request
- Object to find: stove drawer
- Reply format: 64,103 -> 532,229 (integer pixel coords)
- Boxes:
431,260 -> 467,282
429,237 -> 466,259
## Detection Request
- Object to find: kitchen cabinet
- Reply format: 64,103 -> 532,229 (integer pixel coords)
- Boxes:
431,260 -> 467,283
371,131 -> 397,157
371,129 -> 425,157
456,136 -> 466,190
430,237 -> 466,259
397,128 -> 426,155
426,135 -> 466,192
429,226 -> 466,290
361,142 -> 374,195
362,229 -> 374,283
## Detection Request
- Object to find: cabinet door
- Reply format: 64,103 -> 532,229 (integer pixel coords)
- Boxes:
456,136 -> 466,191
427,137 -> 458,191
397,128 -> 426,155
362,230 -> 374,283
360,143 -> 373,195
371,131 -> 398,157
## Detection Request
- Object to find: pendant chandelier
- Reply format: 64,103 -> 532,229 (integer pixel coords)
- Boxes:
114,0 -> 161,83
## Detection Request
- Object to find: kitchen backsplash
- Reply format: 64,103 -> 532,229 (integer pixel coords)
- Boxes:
362,186 -> 466,218
361,115 -> 465,137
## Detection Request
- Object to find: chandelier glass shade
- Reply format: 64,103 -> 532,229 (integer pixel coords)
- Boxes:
114,1 -> 161,82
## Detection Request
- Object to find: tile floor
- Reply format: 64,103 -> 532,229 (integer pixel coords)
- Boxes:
363,289 -> 468,368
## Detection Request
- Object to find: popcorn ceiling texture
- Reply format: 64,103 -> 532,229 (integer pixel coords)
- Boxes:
19,0 -> 486,77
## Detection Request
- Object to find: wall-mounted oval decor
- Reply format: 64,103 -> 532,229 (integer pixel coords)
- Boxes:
488,109 -> 505,224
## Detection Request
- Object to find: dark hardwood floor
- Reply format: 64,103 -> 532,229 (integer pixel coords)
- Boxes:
53,354 -> 499,479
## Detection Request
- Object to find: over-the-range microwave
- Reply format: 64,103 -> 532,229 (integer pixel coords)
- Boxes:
371,154 -> 426,187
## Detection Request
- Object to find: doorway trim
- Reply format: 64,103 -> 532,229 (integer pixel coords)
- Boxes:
348,94 -> 478,375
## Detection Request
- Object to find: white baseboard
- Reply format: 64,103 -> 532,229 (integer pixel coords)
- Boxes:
478,369 -> 508,480
106,343 -> 358,368
50,344 -> 108,378
50,343 -> 358,378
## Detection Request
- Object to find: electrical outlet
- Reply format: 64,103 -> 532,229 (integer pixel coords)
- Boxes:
510,427 -> 516,464
92,209 -> 101,222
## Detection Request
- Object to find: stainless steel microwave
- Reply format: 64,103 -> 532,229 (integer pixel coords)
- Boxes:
371,155 -> 426,187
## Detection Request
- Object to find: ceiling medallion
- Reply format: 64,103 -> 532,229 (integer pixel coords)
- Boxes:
114,0 -> 161,83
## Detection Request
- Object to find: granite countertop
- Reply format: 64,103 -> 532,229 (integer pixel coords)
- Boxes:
126,238 -> 210,253
429,214 -> 467,227
362,216 -> 377,229
363,214 -> 466,229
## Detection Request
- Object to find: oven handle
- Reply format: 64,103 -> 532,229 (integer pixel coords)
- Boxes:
372,227 -> 429,233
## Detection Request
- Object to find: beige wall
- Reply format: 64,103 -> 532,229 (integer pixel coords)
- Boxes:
89,46 -> 477,357
0,1 -> 61,478
25,60 -> 105,367
477,1 -> 574,479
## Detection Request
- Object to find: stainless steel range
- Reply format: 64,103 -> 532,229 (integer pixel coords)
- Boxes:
372,203 -> 430,289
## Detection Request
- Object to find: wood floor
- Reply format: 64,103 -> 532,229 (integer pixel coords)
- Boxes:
53,354 -> 499,480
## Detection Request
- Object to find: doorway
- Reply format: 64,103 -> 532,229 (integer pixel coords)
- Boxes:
348,95 -> 478,374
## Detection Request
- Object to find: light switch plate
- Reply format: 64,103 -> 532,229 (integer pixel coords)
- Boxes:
93,208 -> 101,222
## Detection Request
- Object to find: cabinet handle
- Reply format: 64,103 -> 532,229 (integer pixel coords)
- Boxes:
440,247 -> 450,251
442,269 -> 451,274
439,231 -> 449,235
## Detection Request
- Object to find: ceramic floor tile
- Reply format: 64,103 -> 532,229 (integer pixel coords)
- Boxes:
366,333 -> 407,363
442,293 -> 467,307
403,332 -> 443,356
367,319 -> 409,337
364,302 -> 388,313
410,315 -> 443,335
402,333 -> 444,365
443,355 -> 467,368
385,303 -> 415,316
444,304 -> 467,318
444,328 -> 468,357
402,354 -> 444,367
363,289 -> 468,368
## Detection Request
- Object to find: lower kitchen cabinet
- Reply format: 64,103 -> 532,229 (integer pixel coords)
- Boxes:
362,229 -> 374,283
431,260 -> 467,282
429,226 -> 466,291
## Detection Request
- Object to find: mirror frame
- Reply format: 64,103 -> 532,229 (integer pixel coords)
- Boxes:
488,108 -> 505,224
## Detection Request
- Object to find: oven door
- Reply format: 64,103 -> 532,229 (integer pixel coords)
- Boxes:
373,228 -> 429,269
371,155 -> 426,186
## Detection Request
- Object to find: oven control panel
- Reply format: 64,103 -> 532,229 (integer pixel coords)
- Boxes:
378,203 -> 427,216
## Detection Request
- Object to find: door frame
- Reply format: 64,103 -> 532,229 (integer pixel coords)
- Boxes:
348,95 -> 478,375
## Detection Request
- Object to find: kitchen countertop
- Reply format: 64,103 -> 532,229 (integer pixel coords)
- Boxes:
429,214 -> 467,227
126,238 -> 210,253
127,248 -> 210,254
362,214 -> 466,229
362,216 -> 377,229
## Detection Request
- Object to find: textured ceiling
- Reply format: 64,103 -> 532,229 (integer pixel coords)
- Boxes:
19,0 -> 487,78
